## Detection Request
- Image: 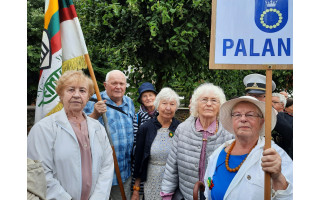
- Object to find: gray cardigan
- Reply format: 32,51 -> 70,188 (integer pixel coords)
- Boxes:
161,116 -> 234,200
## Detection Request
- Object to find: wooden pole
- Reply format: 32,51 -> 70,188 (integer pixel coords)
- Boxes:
84,54 -> 127,200
264,68 -> 273,200
209,0 -> 217,69
193,181 -> 205,200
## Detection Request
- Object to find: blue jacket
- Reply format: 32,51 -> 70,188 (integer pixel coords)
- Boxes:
133,117 -> 180,182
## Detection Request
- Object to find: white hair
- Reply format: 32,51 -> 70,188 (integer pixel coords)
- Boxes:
190,83 -> 226,117
153,87 -> 180,111
272,93 -> 287,107
105,70 -> 126,83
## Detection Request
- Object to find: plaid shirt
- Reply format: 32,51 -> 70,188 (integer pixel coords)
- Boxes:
84,91 -> 135,185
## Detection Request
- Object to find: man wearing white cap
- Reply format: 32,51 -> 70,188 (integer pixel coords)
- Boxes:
243,73 -> 276,102
244,74 -> 293,159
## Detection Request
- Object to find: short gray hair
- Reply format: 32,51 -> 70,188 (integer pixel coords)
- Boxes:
272,93 -> 287,107
105,70 -> 126,83
190,83 -> 226,117
154,87 -> 180,111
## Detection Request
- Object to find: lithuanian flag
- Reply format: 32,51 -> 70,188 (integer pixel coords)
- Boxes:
35,0 -> 88,123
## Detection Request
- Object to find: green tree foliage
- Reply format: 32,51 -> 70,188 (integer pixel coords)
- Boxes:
27,0 -> 293,107
27,0 -> 44,105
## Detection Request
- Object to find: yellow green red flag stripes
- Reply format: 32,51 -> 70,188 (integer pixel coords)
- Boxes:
35,0 -> 88,123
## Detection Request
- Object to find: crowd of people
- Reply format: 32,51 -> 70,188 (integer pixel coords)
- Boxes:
27,70 -> 293,200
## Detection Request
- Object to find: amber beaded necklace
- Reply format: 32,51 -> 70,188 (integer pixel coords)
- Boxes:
225,140 -> 257,172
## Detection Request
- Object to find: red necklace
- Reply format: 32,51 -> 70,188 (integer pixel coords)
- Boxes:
225,141 -> 257,172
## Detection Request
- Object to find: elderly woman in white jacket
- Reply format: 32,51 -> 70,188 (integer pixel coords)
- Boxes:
28,70 -> 114,200
204,96 -> 293,200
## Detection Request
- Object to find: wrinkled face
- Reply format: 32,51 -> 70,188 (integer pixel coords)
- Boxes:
197,93 -> 220,120
272,96 -> 284,112
246,93 -> 266,102
104,72 -> 126,103
141,91 -> 156,109
60,82 -> 90,113
232,102 -> 264,139
158,99 -> 177,120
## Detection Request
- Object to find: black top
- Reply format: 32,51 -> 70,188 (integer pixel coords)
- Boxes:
133,117 -> 181,182
273,112 -> 293,159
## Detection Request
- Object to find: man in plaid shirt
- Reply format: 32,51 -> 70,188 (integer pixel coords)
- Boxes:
84,70 -> 135,199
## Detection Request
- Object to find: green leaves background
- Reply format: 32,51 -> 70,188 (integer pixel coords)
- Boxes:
27,0 -> 293,107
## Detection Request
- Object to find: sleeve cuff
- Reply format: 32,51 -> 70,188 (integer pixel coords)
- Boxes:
271,181 -> 293,199
160,191 -> 174,200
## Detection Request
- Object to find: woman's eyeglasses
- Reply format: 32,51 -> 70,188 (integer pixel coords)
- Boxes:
199,98 -> 220,104
231,112 -> 263,120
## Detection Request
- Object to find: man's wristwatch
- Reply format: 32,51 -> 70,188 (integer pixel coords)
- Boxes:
133,185 -> 140,191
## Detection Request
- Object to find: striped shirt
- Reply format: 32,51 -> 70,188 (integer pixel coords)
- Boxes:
133,106 -> 158,153
131,106 -> 158,195
84,91 -> 135,185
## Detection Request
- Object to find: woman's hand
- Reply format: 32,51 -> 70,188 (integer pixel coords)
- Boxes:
90,100 -> 107,119
261,148 -> 281,178
131,190 -> 140,200
261,148 -> 288,190
131,178 -> 141,200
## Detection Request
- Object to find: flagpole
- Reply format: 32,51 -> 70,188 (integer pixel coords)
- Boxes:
84,54 -> 127,200
264,67 -> 273,200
